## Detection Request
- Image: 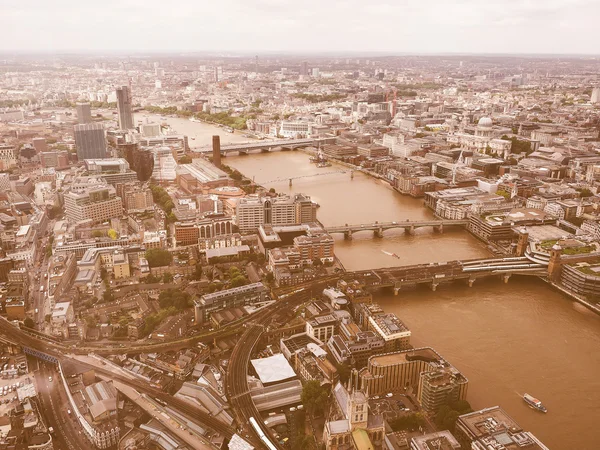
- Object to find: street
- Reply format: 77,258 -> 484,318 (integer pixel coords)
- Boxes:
32,359 -> 90,450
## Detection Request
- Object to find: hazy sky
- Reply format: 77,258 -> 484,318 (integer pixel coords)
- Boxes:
2,0 -> 600,54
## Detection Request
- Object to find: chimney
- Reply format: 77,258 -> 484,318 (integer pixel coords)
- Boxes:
212,135 -> 221,168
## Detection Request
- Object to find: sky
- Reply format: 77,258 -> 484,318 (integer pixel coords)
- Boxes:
2,0 -> 600,55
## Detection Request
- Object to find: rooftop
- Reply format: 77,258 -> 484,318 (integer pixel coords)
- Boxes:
251,353 -> 297,384
369,347 -> 441,367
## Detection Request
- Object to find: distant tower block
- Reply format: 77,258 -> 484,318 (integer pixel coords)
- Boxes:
212,135 -> 221,168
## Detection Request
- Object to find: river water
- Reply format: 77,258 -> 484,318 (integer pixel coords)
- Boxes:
163,118 -> 600,450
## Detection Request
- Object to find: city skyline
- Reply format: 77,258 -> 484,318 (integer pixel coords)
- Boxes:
2,0 -> 600,54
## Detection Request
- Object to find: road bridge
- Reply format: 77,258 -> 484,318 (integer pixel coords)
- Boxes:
325,219 -> 469,239
193,137 -> 336,155
346,256 -> 547,294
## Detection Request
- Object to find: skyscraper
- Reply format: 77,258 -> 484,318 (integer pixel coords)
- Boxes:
76,102 -> 92,124
116,86 -> 134,130
300,61 -> 308,76
74,123 -> 106,160
591,87 -> 600,104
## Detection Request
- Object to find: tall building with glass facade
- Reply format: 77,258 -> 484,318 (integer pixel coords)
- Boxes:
116,86 -> 134,130
74,123 -> 106,160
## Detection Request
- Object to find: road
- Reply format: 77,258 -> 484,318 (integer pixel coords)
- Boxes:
32,359 -> 89,450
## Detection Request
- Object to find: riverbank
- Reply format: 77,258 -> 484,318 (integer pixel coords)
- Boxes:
547,279 -> 600,315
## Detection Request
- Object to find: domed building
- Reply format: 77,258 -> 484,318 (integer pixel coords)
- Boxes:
476,117 -> 494,137
447,115 -> 512,158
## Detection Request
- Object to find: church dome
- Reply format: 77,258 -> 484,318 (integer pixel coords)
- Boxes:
478,117 -> 493,127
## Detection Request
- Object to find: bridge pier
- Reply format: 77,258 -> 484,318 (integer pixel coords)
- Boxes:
502,274 -> 511,284
351,171 -> 354,180
434,223 -> 444,233
344,230 -> 353,240
405,226 -> 415,235
468,277 -> 476,287
374,228 -> 383,238
430,282 -> 439,292
260,148 -> 270,153
289,178 -> 293,187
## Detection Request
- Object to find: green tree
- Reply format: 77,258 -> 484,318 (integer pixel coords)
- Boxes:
146,249 -> 173,268
158,288 -> 191,310
442,410 -> 460,432
85,316 -> 97,328
190,263 -> 203,281
334,363 -> 350,384
230,274 -> 249,288
103,288 -> 114,303
178,155 -> 192,164
23,317 -> 35,329
265,272 -> 274,283
301,380 -> 329,416
579,188 -> 594,198
163,272 -> 174,283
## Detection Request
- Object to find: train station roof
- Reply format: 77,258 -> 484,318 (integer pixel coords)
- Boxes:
251,353 -> 297,384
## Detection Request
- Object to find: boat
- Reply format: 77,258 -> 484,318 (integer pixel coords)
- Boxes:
523,394 -> 547,413
381,250 -> 400,259
317,162 -> 332,168
189,117 -> 201,123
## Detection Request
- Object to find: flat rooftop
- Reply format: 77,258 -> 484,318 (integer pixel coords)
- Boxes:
369,347 -> 440,367
458,406 -> 521,439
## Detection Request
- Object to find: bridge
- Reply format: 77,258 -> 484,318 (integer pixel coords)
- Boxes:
345,256 -> 547,294
192,137 -> 337,155
326,219 -> 469,239
258,169 -> 350,186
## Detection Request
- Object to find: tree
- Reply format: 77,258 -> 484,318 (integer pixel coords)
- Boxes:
190,263 -> 203,281
265,272 -> 274,283
103,288 -> 114,303
334,363 -> 350,384
292,434 -> 312,450
146,249 -> 173,268
178,155 -> 192,164
269,188 -> 276,194
442,410 -> 460,432
163,272 -> 174,283
230,274 -> 249,288
92,230 -> 104,238
579,188 -> 594,198
85,316 -> 97,328
23,317 -> 34,329
158,288 -> 191,310
47,206 -> 63,219
301,380 -> 328,416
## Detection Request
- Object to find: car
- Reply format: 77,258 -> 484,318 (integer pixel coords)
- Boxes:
48,377 -> 52,382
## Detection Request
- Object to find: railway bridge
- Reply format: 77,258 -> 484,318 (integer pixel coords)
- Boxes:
345,257 -> 548,294
193,137 -> 336,155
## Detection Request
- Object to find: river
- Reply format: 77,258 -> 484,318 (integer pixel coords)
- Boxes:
163,118 -> 600,449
